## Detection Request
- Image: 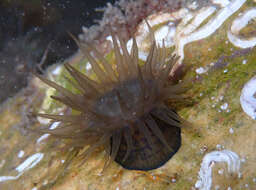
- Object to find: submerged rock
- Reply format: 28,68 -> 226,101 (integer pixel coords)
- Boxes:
0,0 -> 256,190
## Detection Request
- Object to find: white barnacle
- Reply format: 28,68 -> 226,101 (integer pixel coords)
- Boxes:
173,0 -> 246,64
228,8 -> 256,48
195,150 -> 240,190
240,76 -> 256,120
15,153 -> 44,173
0,153 -> 44,182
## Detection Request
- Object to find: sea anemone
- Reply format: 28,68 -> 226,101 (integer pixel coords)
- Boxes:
35,23 -> 188,171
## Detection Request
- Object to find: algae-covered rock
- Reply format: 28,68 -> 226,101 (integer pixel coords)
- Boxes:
0,0 -> 256,190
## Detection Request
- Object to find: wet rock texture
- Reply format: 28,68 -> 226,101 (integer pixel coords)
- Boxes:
0,0 -> 256,190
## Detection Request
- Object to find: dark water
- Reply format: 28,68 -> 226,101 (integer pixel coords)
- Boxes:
0,0 -> 117,103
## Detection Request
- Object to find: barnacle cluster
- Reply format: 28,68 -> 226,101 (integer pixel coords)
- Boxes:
35,24 -> 188,171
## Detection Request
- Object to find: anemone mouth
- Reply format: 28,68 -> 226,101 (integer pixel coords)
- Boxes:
93,78 -> 159,121
113,107 -> 181,171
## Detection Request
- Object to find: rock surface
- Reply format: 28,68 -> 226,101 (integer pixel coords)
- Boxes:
0,0 -> 256,190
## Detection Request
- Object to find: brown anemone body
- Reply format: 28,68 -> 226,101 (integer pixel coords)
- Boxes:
36,25 -> 187,171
